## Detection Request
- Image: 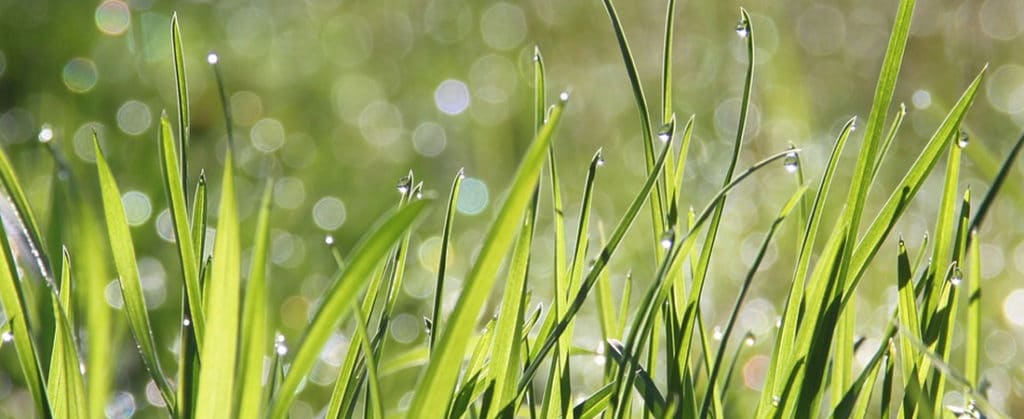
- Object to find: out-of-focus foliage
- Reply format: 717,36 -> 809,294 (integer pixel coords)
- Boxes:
1,0 -> 1024,416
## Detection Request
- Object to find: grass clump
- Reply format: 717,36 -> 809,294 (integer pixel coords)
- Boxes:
0,0 -> 1020,418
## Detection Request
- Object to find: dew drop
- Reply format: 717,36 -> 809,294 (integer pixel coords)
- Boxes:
423,317 -> 433,335
274,333 -> 288,356
182,318 -> 191,327
559,91 -> 570,101
206,53 -> 219,65
735,18 -> 749,38
416,191 -> 423,200
457,167 -> 466,180
396,174 -> 412,194
660,230 -> 675,249
712,326 -> 724,340
324,234 -> 335,246
596,149 -> 605,167
532,46 -> 541,62
38,124 -> 54,143
744,335 -> 756,346
771,395 -> 781,407
1,331 -> 12,342
783,149 -> 799,173
775,317 -> 783,328
957,130 -> 969,148
657,120 -> 674,143
950,267 -> 963,286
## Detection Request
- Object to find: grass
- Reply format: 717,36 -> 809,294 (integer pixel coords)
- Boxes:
0,0 -> 1021,418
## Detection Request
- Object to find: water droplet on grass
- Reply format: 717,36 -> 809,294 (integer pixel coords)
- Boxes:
957,130 -> 969,148
182,318 -> 191,327
324,234 -> 335,246
735,18 -> 749,38
397,174 -> 412,194
744,335 -> 756,346
771,395 -> 781,407
274,333 -> 288,356
596,149 -> 605,167
206,52 -> 219,65
559,91 -> 570,101
657,119 -> 674,142
660,230 -> 675,249
38,124 -> 54,143
1,331 -> 12,342
713,326 -> 724,340
783,147 -> 799,173
950,267 -> 963,286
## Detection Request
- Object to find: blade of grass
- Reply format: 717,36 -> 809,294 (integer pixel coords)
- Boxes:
407,94 -> 568,417
607,339 -> 666,418
157,113 -> 204,348
194,152 -> 242,418
353,309 -> 383,419
270,198 -> 432,418
171,13 -> 190,191
429,169 -> 463,353
237,181 -> 273,419
94,135 -> 176,413
191,172 -> 207,266
968,129 -> 1024,237
46,248 -> 86,419
965,229 -> 980,388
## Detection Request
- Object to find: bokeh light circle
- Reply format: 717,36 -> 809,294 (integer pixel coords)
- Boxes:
480,3 -> 527,51
435,79 -> 470,115
95,0 -> 131,36
121,191 -> 153,226
456,177 -> 489,215
312,196 -> 347,230
412,122 -> 446,157
116,100 -> 152,136
63,58 -> 99,93
251,118 -> 286,152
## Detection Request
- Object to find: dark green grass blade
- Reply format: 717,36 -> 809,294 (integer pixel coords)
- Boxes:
968,129 -> 1024,236
606,339 -> 666,418
599,0 -> 667,250
407,95 -> 567,416
46,249 -> 86,419
190,172 -> 207,266
157,114 -> 204,347
237,181 -> 273,418
831,338 -> 892,419
353,309 -> 384,419
94,136 -> 176,412
429,169 -> 462,353
573,382 -> 614,419
270,199 -> 431,418
171,13 -> 190,190
965,229 -> 981,387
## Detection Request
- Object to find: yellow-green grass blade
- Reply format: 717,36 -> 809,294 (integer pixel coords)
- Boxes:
157,114 -> 204,348
967,129 -> 1024,236
46,248 -> 86,419
869,103 -> 907,182
599,0 -> 667,252
699,186 -> 806,417
895,239 -> 922,387
353,309 -> 384,419
237,181 -> 273,419
687,10 -> 755,375
190,172 -> 207,267
270,198 -> 431,418
832,0 -> 917,401
965,229 -> 981,388
429,169 -> 462,353
0,146 -> 53,285
831,338 -> 892,419
759,117 -> 856,415
171,13 -> 190,189
407,95 -> 567,417
194,153 -> 242,418
919,141 -> 964,333
843,67 -> 985,308
489,174 -> 543,414
94,135 -> 176,412
881,342 -> 896,418
573,382 -> 614,419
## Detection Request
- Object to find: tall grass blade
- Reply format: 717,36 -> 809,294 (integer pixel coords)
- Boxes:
237,181 -> 273,419
407,95 -> 567,417
429,169 -> 463,352
171,13 -> 190,190
968,129 -> 1024,235
46,248 -> 86,419
93,135 -> 176,412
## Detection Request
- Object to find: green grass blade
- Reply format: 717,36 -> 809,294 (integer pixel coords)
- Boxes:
46,248 -> 86,419
407,94 -> 567,417
919,141 -> 964,332
191,172 -> 207,266
270,199 -> 431,418
599,0 -> 667,251
572,382 -> 614,419
94,135 -> 176,412
965,229 -> 981,387
429,169 -> 462,353
831,338 -> 891,419
870,103 -> 907,181
606,339 -> 666,418
237,181 -> 273,419
157,113 -> 204,348
844,66 -> 986,307
895,238 -> 922,387
171,13 -> 190,190
194,153 -> 242,418
968,129 -> 1024,235
353,309 -> 384,419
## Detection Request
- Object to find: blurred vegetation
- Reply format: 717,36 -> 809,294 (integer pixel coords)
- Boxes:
1,0 -> 1024,416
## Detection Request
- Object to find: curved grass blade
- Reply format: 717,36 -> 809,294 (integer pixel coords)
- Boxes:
171,13 -> 190,190
46,248 -> 86,419
600,0 -> 667,249
870,103 -> 907,182
157,114 -> 204,348
0,238 -> 47,416
699,186 -> 806,417
429,169 -> 463,352
270,198 -> 431,418
573,382 -> 614,419
406,94 -> 568,417
968,129 -> 1024,237
606,339 -> 666,418
353,309 -> 383,419
237,181 -> 273,419
93,135 -> 176,412
194,153 -> 241,418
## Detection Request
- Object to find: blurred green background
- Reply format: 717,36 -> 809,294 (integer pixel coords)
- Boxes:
2,0 -> 1024,416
